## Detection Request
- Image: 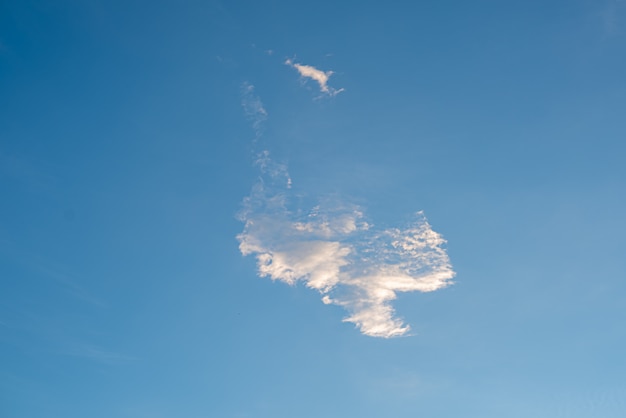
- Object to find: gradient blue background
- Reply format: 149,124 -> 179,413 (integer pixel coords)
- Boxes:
1,1 -> 625,416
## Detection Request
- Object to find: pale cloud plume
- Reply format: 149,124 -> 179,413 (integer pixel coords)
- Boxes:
285,59 -> 344,96
237,152 -> 454,338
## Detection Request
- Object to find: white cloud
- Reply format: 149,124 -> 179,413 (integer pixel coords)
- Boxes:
237,63 -> 453,338
237,152 -> 455,338
285,59 -> 344,96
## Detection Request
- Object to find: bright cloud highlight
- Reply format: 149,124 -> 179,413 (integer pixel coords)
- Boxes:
285,59 -> 344,96
237,153 -> 455,338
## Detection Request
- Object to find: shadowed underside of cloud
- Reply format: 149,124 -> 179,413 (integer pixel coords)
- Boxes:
237,152 -> 455,338
285,59 -> 344,96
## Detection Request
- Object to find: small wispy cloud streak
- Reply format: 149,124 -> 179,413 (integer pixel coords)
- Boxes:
600,0 -> 625,35
241,82 -> 267,139
64,344 -> 136,365
285,59 -> 344,96
238,153 -> 454,338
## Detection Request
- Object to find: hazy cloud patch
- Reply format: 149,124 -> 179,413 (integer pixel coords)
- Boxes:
64,343 -> 136,365
600,0 -> 625,35
241,82 -> 267,139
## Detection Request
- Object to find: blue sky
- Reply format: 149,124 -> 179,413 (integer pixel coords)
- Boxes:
1,0 -> 626,417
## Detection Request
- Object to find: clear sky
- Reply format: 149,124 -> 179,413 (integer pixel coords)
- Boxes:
1,1 -> 626,417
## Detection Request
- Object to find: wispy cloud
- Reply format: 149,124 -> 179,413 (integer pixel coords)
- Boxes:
241,82 -> 267,139
285,59 -> 344,96
600,0 -> 625,35
237,152 -> 454,338
0,239 -> 107,308
64,344 -> 136,365
37,266 -> 108,308
0,149 -> 57,191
